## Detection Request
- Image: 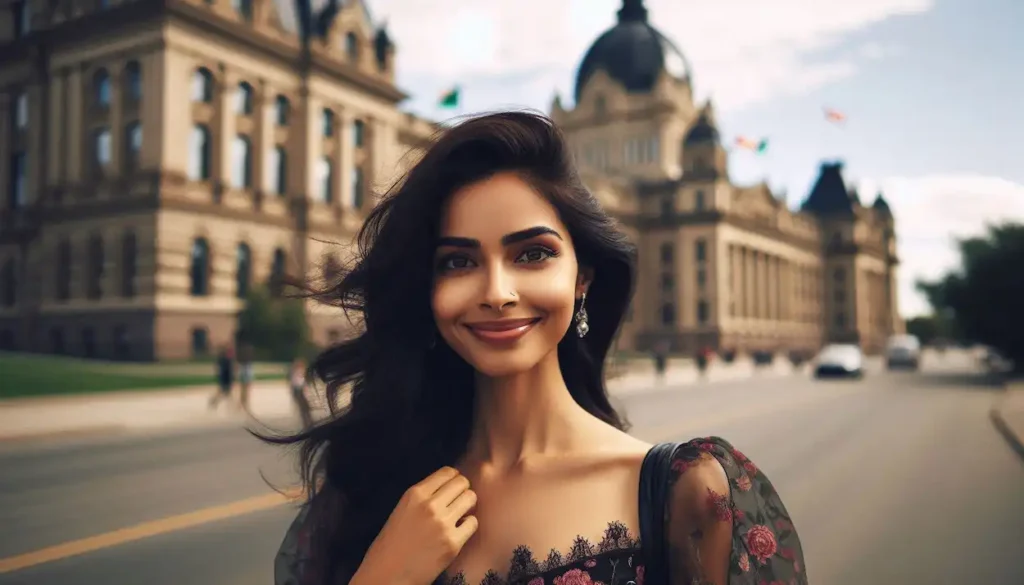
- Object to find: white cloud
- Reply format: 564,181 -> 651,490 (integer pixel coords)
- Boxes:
370,0 -> 934,113
858,175 -> 1024,317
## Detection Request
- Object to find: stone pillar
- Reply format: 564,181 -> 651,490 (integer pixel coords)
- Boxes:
108,64 -> 124,181
339,109 -> 356,208
253,80 -> 271,196
26,81 -> 45,207
302,93 -> 320,201
0,94 -> 10,206
47,73 -> 65,188
66,67 -> 85,183
744,248 -> 754,319
140,51 -> 165,171
218,72 -> 238,185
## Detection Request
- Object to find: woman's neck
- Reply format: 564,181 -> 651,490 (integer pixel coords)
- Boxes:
463,351 -> 596,471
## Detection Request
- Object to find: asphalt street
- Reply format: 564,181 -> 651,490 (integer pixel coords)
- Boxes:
1,353 -> 1021,585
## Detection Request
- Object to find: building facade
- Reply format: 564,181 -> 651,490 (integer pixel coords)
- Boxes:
0,0 -> 434,360
553,0 -> 904,357
0,0 -> 903,362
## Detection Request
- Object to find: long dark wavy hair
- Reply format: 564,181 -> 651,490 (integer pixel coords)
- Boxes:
263,111 -> 637,585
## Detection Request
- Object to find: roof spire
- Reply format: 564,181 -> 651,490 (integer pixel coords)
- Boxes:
618,0 -> 648,22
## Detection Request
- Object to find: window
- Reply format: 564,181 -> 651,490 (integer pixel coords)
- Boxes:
190,238 -> 210,296
235,82 -> 253,115
353,119 -> 365,148
188,125 -> 211,180
124,61 -> 142,101
13,92 -> 28,130
13,1 -> 30,38
660,303 -> 676,325
81,328 -> 96,358
275,95 -> 289,126
121,231 -> 136,298
270,248 -> 287,294
231,135 -> 252,189
345,32 -> 359,61
322,108 -> 334,137
659,242 -> 673,265
351,166 -> 364,209
835,312 -> 846,328
87,234 -> 104,299
192,68 -> 214,103
695,239 -> 706,262
660,272 -> 673,292
695,190 -> 706,210
317,157 -> 333,203
56,239 -> 71,301
236,243 -> 251,298
8,152 -> 27,209
191,327 -> 209,357
268,146 -> 287,195
833,267 -> 845,282
94,69 -> 111,107
697,269 -> 706,288
232,0 -> 253,21
113,326 -> 130,359
1,260 -> 15,307
94,127 -> 112,171
660,195 -> 674,218
124,123 -> 142,170
697,300 -> 709,324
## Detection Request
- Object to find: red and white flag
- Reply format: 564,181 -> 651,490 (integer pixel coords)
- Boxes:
824,108 -> 847,124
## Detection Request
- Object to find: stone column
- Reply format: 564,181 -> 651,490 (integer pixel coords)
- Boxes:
47,73 -> 65,188
339,109 -> 356,209
253,80 -> 271,196
140,51 -> 165,171
0,94 -> 10,206
108,64 -> 124,182
744,248 -> 754,319
66,66 -> 85,184
218,71 -> 238,185
26,81 -> 45,207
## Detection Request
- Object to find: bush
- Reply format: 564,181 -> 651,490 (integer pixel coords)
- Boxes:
236,285 -> 314,362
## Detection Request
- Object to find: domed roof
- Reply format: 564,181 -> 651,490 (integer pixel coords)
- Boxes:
685,108 -> 719,145
872,192 -> 893,217
573,0 -> 691,103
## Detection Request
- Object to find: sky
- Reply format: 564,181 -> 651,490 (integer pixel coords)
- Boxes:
360,0 -> 1023,317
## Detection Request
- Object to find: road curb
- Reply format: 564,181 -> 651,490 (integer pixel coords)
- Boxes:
0,425 -> 128,445
990,381 -> 1024,462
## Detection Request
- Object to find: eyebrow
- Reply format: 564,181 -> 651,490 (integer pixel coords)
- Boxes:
436,226 -> 563,249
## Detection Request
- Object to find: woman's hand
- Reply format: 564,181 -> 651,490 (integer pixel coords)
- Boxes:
353,466 -> 478,585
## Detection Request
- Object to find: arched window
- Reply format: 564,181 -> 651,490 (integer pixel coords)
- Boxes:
93,69 -> 111,107
121,231 -> 137,298
270,248 -> 286,295
94,127 -> 112,171
190,238 -> 211,296
87,234 -> 104,299
1,259 -> 16,307
235,82 -> 253,115
231,135 -> 252,189
345,32 -> 359,61
124,122 -> 142,170
660,302 -> 676,325
14,92 -> 28,130
350,166 -> 364,209
56,239 -> 71,301
317,157 -> 333,203
188,124 -> 211,180
192,68 -> 214,103
275,95 -> 289,126
353,119 -> 365,147
236,243 -> 251,298
232,0 -> 253,21
124,61 -> 142,101
268,146 -> 287,195
321,108 -> 334,137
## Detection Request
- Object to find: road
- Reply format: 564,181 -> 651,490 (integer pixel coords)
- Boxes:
1,354 -> 1022,585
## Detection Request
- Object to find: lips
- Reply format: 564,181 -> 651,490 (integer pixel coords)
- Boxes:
464,318 -> 541,344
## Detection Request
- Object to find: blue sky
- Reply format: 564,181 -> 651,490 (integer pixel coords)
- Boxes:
365,0 -> 1023,317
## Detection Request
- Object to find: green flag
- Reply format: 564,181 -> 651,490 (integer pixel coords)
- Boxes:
438,86 -> 460,109
756,139 -> 769,154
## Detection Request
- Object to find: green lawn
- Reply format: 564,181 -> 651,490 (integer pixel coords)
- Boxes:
0,353 -> 287,400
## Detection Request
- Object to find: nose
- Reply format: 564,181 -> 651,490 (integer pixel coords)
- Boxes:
480,263 -> 517,312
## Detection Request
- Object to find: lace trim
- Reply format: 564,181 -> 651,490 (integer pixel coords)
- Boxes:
442,520 -> 642,585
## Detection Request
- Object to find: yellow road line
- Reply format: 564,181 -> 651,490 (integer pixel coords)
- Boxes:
0,488 -> 303,574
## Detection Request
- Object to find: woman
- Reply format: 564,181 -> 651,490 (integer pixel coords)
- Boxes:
267,112 -> 805,585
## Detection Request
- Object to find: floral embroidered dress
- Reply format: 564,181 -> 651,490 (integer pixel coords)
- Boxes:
275,437 -> 807,585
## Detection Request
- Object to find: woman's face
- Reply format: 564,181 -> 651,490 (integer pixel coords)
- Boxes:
431,172 -> 588,378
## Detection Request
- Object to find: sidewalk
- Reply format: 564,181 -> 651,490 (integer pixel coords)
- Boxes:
0,358 -> 802,442
991,380 -> 1024,460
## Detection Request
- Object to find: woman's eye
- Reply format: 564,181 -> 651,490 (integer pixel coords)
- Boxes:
516,247 -> 555,264
438,256 -> 475,271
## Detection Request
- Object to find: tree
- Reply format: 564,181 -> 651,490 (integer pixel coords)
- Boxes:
236,284 -> 314,362
917,222 -> 1024,370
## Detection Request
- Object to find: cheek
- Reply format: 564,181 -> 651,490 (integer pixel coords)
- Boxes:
431,278 -> 470,326
519,267 -> 579,317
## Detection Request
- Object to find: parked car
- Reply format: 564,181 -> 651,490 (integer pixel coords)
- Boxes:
814,344 -> 864,379
885,334 -> 921,370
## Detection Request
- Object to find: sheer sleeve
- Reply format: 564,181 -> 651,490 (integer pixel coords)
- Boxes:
664,437 -> 807,585
275,504 -> 314,585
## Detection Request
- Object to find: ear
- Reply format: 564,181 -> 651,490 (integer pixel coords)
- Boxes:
576,266 -> 594,298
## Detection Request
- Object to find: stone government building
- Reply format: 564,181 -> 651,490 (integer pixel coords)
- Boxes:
0,0 -> 903,361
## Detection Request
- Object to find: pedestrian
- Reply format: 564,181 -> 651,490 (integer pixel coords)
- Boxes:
237,345 -> 255,413
653,340 -> 669,384
208,345 -> 234,411
289,357 -> 314,430
696,345 -> 712,377
264,112 -> 805,585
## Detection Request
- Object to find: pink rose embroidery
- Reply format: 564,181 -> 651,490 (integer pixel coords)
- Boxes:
735,474 -> 752,491
737,554 -> 751,572
706,488 -> 732,522
744,524 -> 778,564
635,565 -> 645,585
553,568 -> 603,585
528,578 -> 545,585
584,559 -> 597,568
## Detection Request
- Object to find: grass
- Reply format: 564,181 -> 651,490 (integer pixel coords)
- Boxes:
0,353 -> 287,400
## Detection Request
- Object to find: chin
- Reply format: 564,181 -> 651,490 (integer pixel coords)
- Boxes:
464,350 -> 544,379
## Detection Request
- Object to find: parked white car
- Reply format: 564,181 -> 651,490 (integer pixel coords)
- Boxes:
814,344 -> 864,379
885,335 -> 921,370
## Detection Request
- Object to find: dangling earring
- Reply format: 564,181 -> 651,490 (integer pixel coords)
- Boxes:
575,292 -> 590,338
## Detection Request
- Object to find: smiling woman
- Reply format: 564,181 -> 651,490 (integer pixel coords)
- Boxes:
263,112 -> 805,585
